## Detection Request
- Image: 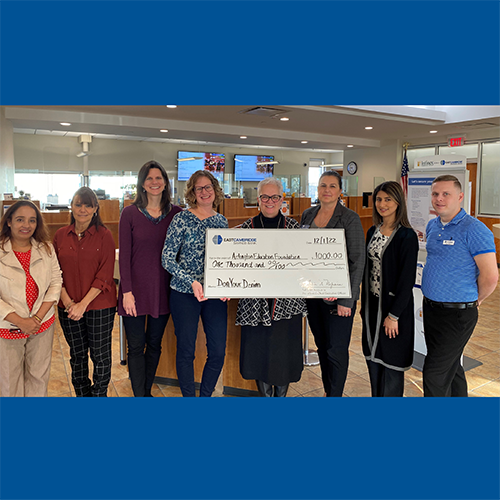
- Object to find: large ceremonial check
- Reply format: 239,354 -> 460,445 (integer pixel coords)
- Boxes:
204,228 -> 351,298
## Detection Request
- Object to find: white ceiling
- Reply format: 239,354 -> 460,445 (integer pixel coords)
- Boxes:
6,105 -> 500,152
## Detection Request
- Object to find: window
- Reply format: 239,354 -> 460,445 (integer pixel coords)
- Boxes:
438,143 -> 479,160
479,142 -> 500,215
14,172 -> 81,208
89,171 -> 138,200
407,147 -> 436,168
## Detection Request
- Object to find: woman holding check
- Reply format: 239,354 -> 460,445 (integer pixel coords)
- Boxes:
300,170 -> 365,397
162,170 -> 229,397
236,177 -> 307,397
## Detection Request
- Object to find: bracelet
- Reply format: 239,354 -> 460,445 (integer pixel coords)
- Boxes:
387,316 -> 398,322
64,300 -> 75,313
33,314 -> 42,323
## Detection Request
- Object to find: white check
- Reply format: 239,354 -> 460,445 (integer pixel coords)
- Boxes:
204,228 -> 351,298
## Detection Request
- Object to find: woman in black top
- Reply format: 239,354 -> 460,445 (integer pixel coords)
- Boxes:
361,181 -> 418,396
236,178 -> 307,397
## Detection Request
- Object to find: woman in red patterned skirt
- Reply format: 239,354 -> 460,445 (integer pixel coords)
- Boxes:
0,201 -> 62,397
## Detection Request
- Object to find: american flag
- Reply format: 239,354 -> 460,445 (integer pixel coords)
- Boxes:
401,148 -> 409,196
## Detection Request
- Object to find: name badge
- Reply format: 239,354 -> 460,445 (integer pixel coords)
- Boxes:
443,240 -> 455,246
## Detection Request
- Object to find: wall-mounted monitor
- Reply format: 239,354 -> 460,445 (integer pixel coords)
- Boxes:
234,155 -> 275,182
177,151 -> 225,182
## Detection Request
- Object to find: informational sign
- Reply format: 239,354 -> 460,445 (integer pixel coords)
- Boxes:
204,228 -> 351,299
409,156 -> 468,249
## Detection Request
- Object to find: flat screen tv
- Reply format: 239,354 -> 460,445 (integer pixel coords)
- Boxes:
234,155 -> 275,182
177,151 -> 225,182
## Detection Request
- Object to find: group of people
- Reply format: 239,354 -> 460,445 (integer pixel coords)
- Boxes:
0,161 -> 497,398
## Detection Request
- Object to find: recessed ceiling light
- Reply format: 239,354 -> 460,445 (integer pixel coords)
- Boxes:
160,129 -> 168,133
60,122 -> 71,126
301,141 -> 308,144
430,130 -> 438,134
365,126 -> 373,130
347,144 -> 354,148
240,136 -> 247,139
280,117 -> 289,121
166,105 -> 177,108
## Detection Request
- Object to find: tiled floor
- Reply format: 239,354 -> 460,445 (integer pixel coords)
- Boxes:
40,282 -> 500,397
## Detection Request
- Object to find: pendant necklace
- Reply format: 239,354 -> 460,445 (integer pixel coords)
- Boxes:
260,213 -> 284,228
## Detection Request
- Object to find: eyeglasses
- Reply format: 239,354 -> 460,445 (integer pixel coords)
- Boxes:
259,195 -> 282,202
195,185 -> 214,194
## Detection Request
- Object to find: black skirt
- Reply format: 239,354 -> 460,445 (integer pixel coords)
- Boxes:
240,314 -> 303,386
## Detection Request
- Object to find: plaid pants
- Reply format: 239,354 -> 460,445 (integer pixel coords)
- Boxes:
58,307 -> 116,397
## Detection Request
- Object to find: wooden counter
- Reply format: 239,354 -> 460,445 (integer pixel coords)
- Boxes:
154,299 -> 259,396
478,215 -> 500,264
41,199 -> 120,246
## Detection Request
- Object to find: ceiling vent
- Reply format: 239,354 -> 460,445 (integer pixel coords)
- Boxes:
240,107 -> 287,118
460,122 -> 499,129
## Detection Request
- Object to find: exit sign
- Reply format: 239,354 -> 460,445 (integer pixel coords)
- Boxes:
448,136 -> 466,147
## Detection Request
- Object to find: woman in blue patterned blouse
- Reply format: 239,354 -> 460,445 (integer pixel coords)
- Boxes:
162,170 -> 228,397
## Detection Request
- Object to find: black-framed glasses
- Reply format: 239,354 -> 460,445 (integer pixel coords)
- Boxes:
195,184 -> 214,194
259,194 -> 282,202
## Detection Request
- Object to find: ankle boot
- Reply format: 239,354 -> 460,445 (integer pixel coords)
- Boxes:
256,380 -> 273,397
273,384 -> 289,397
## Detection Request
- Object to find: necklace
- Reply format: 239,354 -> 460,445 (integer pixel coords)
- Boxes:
259,213 -> 284,228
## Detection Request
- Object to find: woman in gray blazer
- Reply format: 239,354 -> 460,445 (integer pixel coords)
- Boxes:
300,171 -> 365,396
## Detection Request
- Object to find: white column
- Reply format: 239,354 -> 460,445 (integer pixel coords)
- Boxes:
0,106 -> 15,197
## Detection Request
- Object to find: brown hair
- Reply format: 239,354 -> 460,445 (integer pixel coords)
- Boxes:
372,181 -> 412,229
319,170 -> 342,190
432,174 -> 462,191
0,200 -> 52,254
70,187 -> 106,230
184,170 -> 224,209
133,160 -> 172,214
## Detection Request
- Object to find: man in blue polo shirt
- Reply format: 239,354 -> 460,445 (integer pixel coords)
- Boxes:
421,174 -> 498,397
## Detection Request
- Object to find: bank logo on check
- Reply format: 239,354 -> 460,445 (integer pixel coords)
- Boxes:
212,234 -> 223,245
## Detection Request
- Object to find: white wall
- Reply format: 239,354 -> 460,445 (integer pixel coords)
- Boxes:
343,140 -> 402,195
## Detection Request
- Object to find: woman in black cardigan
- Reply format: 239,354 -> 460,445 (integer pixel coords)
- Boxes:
361,181 -> 418,397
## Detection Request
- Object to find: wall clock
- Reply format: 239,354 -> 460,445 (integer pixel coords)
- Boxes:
347,161 -> 358,175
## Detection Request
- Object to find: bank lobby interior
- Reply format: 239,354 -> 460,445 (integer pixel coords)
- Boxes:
1,105 -> 499,397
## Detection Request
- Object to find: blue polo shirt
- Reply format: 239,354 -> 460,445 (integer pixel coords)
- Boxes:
422,209 -> 495,302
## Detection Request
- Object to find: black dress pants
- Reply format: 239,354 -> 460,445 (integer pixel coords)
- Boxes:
422,302 -> 478,397
366,360 -> 404,397
306,299 -> 356,397
123,314 -> 169,397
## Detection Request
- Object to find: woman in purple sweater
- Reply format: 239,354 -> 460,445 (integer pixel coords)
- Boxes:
118,161 -> 182,396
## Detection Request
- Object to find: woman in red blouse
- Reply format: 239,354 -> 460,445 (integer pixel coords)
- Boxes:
53,188 -> 117,397
0,201 -> 62,397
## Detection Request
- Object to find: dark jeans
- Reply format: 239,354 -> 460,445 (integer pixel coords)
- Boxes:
306,299 -> 356,397
367,360 -> 404,397
423,302 -> 478,397
58,307 -> 115,397
123,314 -> 169,397
170,289 -> 227,397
